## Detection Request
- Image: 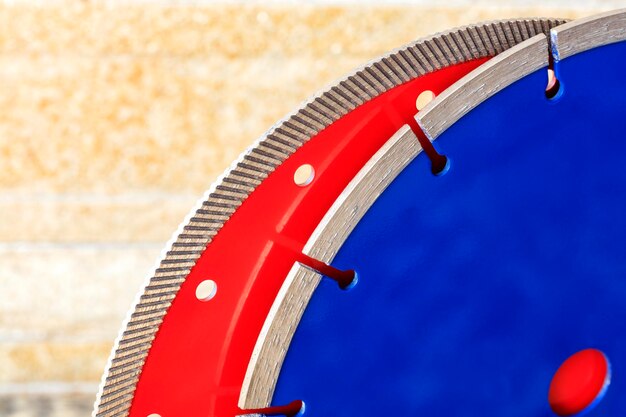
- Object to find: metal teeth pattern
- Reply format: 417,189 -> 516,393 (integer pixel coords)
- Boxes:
94,17 -> 567,417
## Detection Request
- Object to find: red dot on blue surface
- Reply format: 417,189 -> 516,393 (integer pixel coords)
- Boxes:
548,349 -> 611,416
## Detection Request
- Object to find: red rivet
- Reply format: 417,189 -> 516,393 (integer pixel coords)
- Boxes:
548,349 -> 610,416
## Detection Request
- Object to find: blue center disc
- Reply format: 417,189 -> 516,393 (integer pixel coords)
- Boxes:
272,41 -> 626,416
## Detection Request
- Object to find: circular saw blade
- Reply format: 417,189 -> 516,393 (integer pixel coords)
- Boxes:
94,17 -> 568,417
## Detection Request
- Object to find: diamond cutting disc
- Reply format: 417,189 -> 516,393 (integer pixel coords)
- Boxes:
88,14 -> 626,417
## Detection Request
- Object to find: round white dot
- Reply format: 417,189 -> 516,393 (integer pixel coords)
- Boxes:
415,90 -> 436,111
147,414 -> 161,417
294,164 -> 315,186
195,280 -> 217,301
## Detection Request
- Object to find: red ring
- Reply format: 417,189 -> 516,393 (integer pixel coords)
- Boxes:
128,59 -> 487,417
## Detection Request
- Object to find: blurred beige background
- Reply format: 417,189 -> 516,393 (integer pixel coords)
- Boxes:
0,0 -> 621,415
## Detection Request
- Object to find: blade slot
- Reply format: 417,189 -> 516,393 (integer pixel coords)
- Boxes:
297,253 -> 357,290
545,36 -> 563,100
239,399 -> 305,417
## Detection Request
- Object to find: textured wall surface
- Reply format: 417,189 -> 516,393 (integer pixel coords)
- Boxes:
0,0 -> 618,414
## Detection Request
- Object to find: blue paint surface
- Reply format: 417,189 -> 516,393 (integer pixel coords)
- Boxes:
272,42 -> 626,416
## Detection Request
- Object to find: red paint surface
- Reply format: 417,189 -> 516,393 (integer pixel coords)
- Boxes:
128,59 -> 487,417
548,349 -> 610,416
242,399 -> 304,416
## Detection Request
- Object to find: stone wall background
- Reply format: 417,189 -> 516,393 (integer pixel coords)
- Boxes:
0,0 -> 619,414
